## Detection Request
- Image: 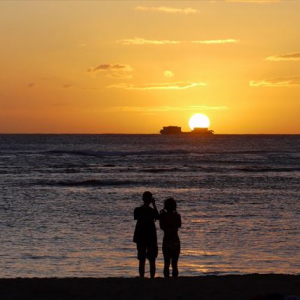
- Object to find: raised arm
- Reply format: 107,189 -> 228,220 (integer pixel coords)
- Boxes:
159,211 -> 165,230
152,198 -> 160,220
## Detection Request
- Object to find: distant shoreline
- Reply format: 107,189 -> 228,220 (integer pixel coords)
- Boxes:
1,275 -> 300,300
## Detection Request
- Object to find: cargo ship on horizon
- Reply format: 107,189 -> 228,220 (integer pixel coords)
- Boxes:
160,126 -> 214,135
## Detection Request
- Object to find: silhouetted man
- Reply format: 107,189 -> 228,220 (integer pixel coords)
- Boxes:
133,191 -> 159,278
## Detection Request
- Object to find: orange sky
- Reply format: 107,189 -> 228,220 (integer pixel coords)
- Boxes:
0,1 -> 300,134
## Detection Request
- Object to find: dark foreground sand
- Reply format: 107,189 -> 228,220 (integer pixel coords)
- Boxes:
0,275 -> 300,300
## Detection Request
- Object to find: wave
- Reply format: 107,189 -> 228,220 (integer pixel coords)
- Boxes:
141,167 -> 181,173
36,179 -> 137,187
45,149 -> 190,157
239,167 -> 300,173
43,148 -> 300,159
22,254 -> 67,260
141,166 -> 300,174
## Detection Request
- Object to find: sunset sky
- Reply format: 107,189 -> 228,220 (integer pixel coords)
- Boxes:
1,1 -> 300,134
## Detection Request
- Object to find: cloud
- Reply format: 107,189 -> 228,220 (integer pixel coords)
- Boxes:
250,77 -> 300,87
108,81 -> 206,90
135,6 -> 199,14
62,84 -> 73,88
225,0 -> 280,3
117,37 -> 239,46
192,39 -> 239,44
117,38 -> 181,45
106,73 -> 133,79
266,52 -> 300,61
107,105 -> 228,113
87,64 -> 133,73
87,63 -> 133,80
164,71 -> 174,78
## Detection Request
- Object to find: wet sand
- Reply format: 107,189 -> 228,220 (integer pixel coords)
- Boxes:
0,275 -> 300,300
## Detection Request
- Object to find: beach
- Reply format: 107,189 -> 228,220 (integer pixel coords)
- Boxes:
1,275 -> 300,300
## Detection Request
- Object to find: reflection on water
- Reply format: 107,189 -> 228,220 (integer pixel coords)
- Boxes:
0,134 -> 300,277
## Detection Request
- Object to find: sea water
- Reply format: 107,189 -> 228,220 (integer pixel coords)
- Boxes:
0,134 -> 300,277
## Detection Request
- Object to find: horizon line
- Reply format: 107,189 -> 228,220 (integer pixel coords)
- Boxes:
0,133 -> 300,135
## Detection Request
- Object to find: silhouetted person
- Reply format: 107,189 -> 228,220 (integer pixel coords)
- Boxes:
133,191 -> 159,278
159,198 -> 181,278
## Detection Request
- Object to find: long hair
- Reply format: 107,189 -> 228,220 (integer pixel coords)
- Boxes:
164,197 -> 177,213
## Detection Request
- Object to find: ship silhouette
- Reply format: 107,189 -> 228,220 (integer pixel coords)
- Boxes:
160,126 -> 214,135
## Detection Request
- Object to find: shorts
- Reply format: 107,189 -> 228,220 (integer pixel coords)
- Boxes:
136,243 -> 158,261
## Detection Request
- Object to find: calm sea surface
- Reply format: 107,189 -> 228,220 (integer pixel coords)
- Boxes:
0,134 -> 300,277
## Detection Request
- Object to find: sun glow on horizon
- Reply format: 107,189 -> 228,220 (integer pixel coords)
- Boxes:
0,2 -> 300,134
189,114 -> 210,130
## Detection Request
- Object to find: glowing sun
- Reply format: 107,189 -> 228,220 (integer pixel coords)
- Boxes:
189,114 -> 210,130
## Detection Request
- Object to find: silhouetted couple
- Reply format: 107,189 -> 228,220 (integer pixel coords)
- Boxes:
133,191 -> 181,278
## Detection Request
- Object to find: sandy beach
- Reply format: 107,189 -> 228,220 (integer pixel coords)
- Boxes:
0,275 -> 300,300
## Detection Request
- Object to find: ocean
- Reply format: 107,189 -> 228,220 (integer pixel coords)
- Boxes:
0,134 -> 300,278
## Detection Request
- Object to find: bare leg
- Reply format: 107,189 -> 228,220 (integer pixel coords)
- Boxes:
171,257 -> 178,277
172,250 -> 180,278
163,256 -> 171,278
139,259 -> 146,278
149,259 -> 156,278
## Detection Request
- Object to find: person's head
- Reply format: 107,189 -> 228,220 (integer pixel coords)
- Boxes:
164,197 -> 177,213
142,191 -> 153,205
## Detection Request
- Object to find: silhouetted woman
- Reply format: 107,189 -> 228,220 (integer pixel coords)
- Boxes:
159,198 -> 181,278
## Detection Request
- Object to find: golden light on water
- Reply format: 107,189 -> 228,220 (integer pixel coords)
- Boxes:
189,114 -> 210,130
